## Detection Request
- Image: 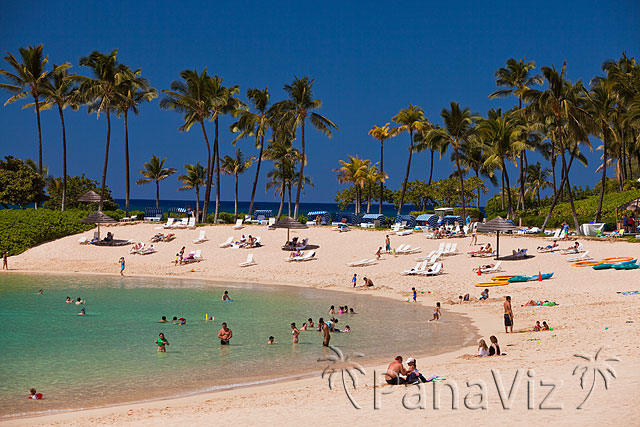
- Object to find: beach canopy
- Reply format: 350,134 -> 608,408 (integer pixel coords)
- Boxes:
441,215 -> 464,226
416,213 -> 439,226
254,209 -> 273,218
395,215 -> 417,228
271,216 -> 308,241
307,211 -> 330,224
76,190 -> 101,203
361,213 -> 384,223
80,211 -> 118,239
616,198 -> 640,212
334,212 -> 360,225
476,216 -> 518,259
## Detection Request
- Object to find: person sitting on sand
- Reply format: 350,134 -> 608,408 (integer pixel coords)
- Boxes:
477,339 -> 490,357
78,308 -> 86,316
65,297 -> 72,303
362,277 -> 374,287
534,321 -> 541,331
218,322 -> 232,345
29,388 -> 43,400
489,335 -> 501,356
429,302 -> 441,321
385,356 -> 408,385
479,288 -> 489,300
155,333 -> 169,352
405,358 -> 428,384
542,321 -> 550,330
267,336 -> 275,345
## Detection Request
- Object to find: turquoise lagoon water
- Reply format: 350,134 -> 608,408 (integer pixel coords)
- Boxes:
0,274 -> 474,418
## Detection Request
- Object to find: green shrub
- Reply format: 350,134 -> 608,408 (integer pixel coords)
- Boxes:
207,212 -> 237,224
297,214 -> 308,224
453,207 -> 482,220
409,210 -> 435,217
0,209 -> 94,255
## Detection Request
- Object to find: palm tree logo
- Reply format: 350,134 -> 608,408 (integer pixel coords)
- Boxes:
572,348 -> 620,409
318,346 -> 366,409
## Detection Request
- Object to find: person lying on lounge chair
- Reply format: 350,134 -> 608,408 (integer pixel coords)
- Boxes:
468,243 -> 492,255
563,241 -> 580,253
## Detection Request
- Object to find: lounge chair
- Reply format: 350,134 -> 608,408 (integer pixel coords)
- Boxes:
193,230 -> 208,244
561,244 -> 584,255
139,245 -> 157,255
442,242 -> 458,256
78,236 -> 89,245
545,229 -> 560,240
402,260 -> 429,275
347,259 -> 377,267
390,223 -> 403,233
566,251 -> 592,262
219,237 -> 234,248
233,219 -> 244,229
403,246 -> 422,254
187,217 -> 196,229
396,229 -> 414,236
267,217 -> 276,228
182,250 -> 202,263
173,218 -> 189,228
239,253 -> 256,267
479,261 -> 502,274
394,244 -> 408,254
163,218 -> 175,229
130,243 -> 145,254
417,262 -> 443,276
291,250 -> 316,262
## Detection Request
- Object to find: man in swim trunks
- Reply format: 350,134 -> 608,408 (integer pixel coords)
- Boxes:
218,322 -> 232,345
385,235 -> 391,253
504,296 -> 514,333
318,318 -> 331,347
385,356 -> 408,385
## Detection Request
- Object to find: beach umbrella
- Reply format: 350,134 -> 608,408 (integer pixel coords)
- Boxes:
476,216 -> 518,259
76,190 -> 102,203
80,211 -> 118,239
271,216 -> 308,242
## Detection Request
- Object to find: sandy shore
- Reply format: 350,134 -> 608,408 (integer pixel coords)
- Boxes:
3,223 -> 640,426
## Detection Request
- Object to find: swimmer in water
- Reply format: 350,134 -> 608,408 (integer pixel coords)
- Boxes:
307,318 -> 314,328
218,323 -> 232,345
267,336 -> 275,345
291,323 -> 300,343
222,291 -> 231,301
160,316 -> 168,323
75,297 -> 84,305
344,325 -> 351,333
38,290 -> 43,295
65,297 -> 72,304
155,333 -> 169,352
29,388 -> 43,400
78,308 -> 86,316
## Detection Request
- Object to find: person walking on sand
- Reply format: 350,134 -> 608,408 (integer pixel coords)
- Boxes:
119,257 -> 125,276
411,287 -> 417,303
218,322 -> 233,345
504,296 -> 514,333
290,322 -> 300,343
352,274 -> 357,287
2,251 -> 8,270
318,318 -> 331,347
385,235 -> 391,253
175,246 -> 185,266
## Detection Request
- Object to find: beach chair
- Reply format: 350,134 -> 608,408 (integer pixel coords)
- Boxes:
267,217 -> 276,228
403,246 -> 422,254
566,251 -> 592,262
219,236 -> 234,248
172,218 -> 189,228
390,223 -> 403,234
239,253 -> 256,267
418,262 -> 443,276
442,242 -> 452,254
545,229 -> 560,240
480,261 -> 503,274
403,260 -> 429,275
163,218 -> 175,229
347,259 -> 377,267
396,244 -> 412,254
130,243 -> 145,254
187,217 -> 196,229
293,250 -> 316,262
442,242 -> 458,256
193,230 -> 208,244
233,219 -> 244,229
396,229 -> 414,236
139,245 -> 157,255
78,236 -> 89,245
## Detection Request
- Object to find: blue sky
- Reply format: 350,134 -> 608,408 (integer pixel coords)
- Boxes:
1,1 -> 638,204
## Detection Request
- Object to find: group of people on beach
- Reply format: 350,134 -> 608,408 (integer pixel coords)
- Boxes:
351,274 -> 374,288
477,335 -> 502,357
385,355 -> 428,385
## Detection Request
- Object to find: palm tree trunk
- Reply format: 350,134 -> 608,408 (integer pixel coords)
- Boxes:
595,133 -> 607,222
551,144 -> 557,197
379,140 -> 384,215
288,183 -> 292,217
454,147 -> 466,219
99,108 -> 111,212
397,129 -> 414,215
541,147 -> 577,231
475,169 -> 480,208
501,172 -> 505,210
367,182 -> 371,214
294,119 -> 305,219
562,149 -> 580,233
247,135 -> 264,216
200,120 -> 212,223
155,180 -> 159,209
34,96 -> 43,209
214,116 -> 221,222
57,104 -> 67,212
124,110 -> 130,216
428,149 -> 435,185
277,186 -> 284,219
195,186 -> 200,223
234,173 -> 239,219
503,160 -> 513,219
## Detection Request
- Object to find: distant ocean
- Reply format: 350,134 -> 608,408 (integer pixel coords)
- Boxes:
115,198 -> 404,217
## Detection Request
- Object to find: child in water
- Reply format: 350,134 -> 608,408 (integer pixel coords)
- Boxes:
29,388 -> 43,400
344,325 -> 351,333
429,302 -> 441,321
267,336 -> 275,345
156,333 -> 169,352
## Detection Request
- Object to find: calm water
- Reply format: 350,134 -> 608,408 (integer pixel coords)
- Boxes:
0,274 -> 474,418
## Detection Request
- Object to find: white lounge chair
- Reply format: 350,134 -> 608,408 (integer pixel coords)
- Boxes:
396,229 -> 414,236
394,244 -> 408,254
239,253 -> 256,267
403,246 -> 422,254
78,236 -> 89,244
233,219 -> 244,229
442,242 -> 458,256
193,230 -> 208,244
418,262 -> 443,276
163,218 -> 175,229
480,261 -> 503,274
289,250 -> 316,262
187,217 -> 196,229
268,217 -> 276,228
545,229 -> 560,240
219,236 -> 234,248
347,259 -> 377,267
403,260 -> 429,275
139,245 -> 157,255
390,223 -> 403,233
566,251 -> 592,262
173,218 -> 189,228
182,250 -> 202,263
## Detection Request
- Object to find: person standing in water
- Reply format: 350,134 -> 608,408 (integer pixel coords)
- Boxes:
429,302 -> 441,321
318,318 -> 331,347
155,333 -> 169,352
290,323 -> 300,343
119,257 -> 125,276
218,322 -> 233,345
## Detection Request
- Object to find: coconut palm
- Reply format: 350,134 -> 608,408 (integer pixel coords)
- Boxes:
525,162 -> 551,206
490,58 -> 543,210
160,69 -> 215,222
393,105 -> 428,215
414,125 -> 444,186
116,67 -> 157,216
230,87 -> 273,217
456,133 -> 496,208
334,155 -> 371,215
364,163 -> 387,214
0,45 -> 68,177
368,123 -> 398,214
78,49 -> 130,211
275,76 -> 338,218
221,148 -> 255,219
424,102 -> 478,219
136,155 -> 177,208
177,162 -> 206,222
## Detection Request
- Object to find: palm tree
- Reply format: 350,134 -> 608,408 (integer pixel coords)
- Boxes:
136,155 -> 177,208
424,102 -> 478,219
221,148 -> 255,219
37,65 -> 78,211
116,67 -> 157,216
525,162 -> 551,206
160,69 -> 215,223
275,76 -> 338,218
393,105 -> 428,215
490,58 -> 543,210
334,155 -> 370,215
177,162 -> 206,222
364,163 -> 387,213
456,133 -> 496,208
414,125 -> 444,186
230,87 -> 273,217
0,45 -> 67,177
368,123 -> 397,214
264,131 -> 301,218
78,49 -> 130,211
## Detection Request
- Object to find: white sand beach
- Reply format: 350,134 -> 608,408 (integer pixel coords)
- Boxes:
3,223 -> 640,426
